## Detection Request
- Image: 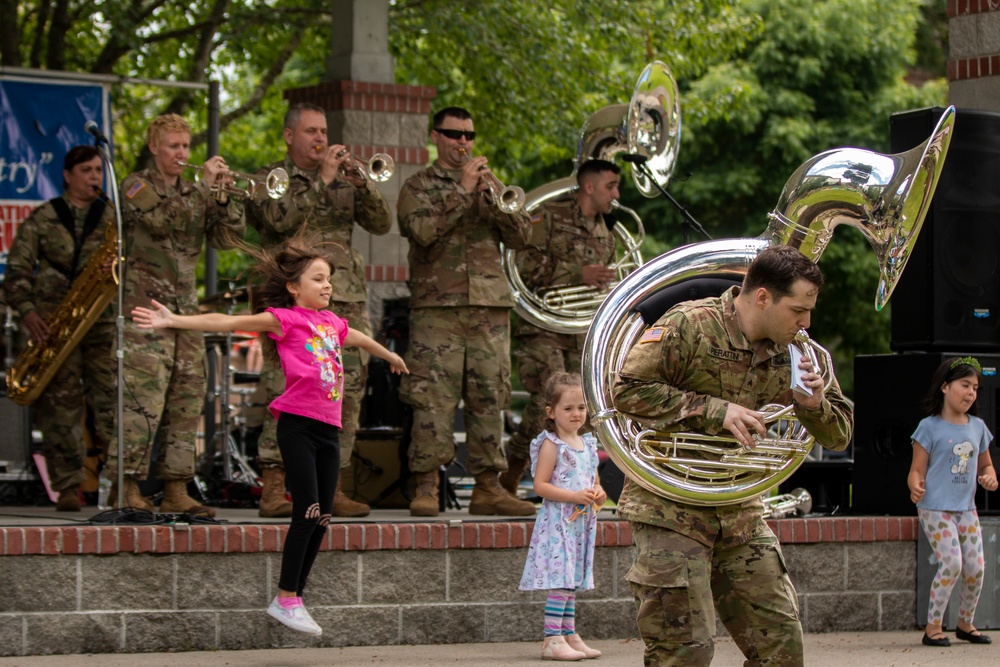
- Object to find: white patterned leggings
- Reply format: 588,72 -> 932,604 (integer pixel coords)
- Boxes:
918,508 -> 986,626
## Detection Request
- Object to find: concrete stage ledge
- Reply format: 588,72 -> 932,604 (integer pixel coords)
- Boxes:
0,515 -> 921,656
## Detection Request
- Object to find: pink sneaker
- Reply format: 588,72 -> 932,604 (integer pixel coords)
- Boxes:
266,596 -> 322,636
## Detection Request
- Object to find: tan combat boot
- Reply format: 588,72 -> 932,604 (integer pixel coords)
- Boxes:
258,467 -> 293,518
56,486 -> 81,512
409,470 -> 440,517
498,455 -> 530,495
469,471 -> 536,516
108,476 -> 155,512
332,469 -> 370,517
160,479 -> 216,517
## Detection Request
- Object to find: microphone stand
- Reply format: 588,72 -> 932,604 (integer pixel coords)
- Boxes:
628,157 -> 712,245
92,133 -> 126,510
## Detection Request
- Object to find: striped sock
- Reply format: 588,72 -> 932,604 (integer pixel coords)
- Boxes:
545,589 -> 571,637
561,590 -> 577,635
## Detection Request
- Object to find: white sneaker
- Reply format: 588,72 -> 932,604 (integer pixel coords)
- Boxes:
267,596 -> 322,636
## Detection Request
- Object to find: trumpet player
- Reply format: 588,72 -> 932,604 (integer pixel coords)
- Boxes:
3,146 -> 117,511
502,159 -> 621,493
611,246 -> 852,667
109,114 -> 245,515
246,102 -> 391,519
397,106 -> 534,517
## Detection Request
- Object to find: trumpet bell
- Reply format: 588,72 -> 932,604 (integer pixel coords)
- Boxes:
263,167 -> 289,199
367,153 -> 394,182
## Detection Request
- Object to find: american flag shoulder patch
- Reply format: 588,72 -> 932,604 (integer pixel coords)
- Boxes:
530,213 -> 542,224
126,180 -> 147,199
640,327 -> 665,344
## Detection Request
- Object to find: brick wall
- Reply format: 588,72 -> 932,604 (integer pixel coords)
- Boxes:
948,0 -> 1000,109
0,517 -> 919,656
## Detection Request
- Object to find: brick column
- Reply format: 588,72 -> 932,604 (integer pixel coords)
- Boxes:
947,0 -> 1000,110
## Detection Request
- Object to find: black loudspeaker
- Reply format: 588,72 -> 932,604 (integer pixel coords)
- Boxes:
852,353 -> 1000,516
888,107 -> 1000,351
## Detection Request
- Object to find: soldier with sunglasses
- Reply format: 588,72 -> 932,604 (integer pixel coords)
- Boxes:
397,106 -> 535,517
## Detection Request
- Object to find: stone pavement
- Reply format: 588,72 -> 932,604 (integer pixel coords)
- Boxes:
0,633 -> 996,666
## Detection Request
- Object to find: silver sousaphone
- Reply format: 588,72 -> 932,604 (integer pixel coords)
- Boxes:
582,106 -> 956,506
503,62 -> 682,335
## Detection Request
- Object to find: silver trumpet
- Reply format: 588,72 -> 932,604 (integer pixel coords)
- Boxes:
178,161 -> 289,200
332,148 -> 394,183
762,488 -> 813,519
459,147 -> 525,213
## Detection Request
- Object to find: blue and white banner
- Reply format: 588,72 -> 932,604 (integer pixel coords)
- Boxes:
0,76 -> 110,281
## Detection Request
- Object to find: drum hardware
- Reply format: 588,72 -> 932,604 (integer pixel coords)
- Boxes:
199,282 -> 262,500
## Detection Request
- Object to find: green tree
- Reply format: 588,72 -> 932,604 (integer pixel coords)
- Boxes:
628,0 -> 948,393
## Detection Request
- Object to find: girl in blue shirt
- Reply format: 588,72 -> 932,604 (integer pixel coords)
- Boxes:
908,357 -> 997,648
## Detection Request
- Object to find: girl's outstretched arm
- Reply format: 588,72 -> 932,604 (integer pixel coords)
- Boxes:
344,328 -> 409,375
132,299 -> 282,335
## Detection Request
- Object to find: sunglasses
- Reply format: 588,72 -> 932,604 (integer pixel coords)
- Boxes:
435,128 -> 476,141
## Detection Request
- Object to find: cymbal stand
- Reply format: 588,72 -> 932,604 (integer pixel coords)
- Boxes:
216,281 -> 239,481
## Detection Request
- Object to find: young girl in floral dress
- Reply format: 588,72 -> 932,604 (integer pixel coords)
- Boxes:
519,372 -> 606,661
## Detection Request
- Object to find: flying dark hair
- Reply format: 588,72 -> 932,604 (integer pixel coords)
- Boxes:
922,356 -> 981,417
743,245 -> 824,300
240,233 -> 337,364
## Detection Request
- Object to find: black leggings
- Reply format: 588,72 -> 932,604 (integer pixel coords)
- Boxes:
276,412 -> 340,594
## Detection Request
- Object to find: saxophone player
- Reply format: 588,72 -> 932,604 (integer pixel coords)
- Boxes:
501,159 -> 620,493
3,146 -> 116,511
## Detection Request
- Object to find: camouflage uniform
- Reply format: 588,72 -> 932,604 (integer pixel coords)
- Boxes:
611,287 -> 853,667
397,162 -> 532,474
3,199 -> 116,491
106,169 -> 245,481
247,156 -> 390,470
509,198 -> 615,458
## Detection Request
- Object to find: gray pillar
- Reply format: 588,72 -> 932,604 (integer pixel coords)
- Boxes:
326,0 -> 394,84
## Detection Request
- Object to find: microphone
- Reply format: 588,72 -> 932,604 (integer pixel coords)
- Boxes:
621,153 -> 648,165
84,120 -> 109,145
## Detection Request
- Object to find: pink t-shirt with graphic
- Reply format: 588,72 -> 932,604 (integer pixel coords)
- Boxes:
266,306 -> 349,427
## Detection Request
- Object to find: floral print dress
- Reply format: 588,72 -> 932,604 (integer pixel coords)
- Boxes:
519,430 -> 600,591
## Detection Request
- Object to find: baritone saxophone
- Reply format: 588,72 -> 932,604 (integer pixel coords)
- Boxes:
5,222 -> 120,406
